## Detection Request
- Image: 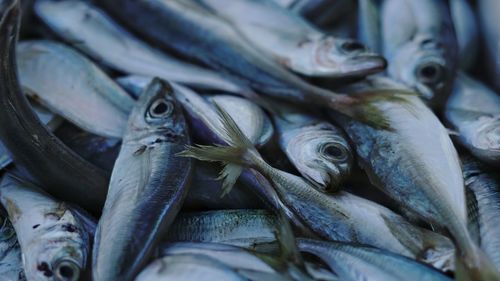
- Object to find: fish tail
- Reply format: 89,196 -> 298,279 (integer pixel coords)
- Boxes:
455,243 -> 500,281
178,103 -> 262,196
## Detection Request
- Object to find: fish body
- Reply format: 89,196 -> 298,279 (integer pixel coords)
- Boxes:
0,174 -> 94,281
445,73 -> 500,167
17,40 -> 133,139
0,1 -> 108,213
34,0 -> 251,94
478,0 -> 500,92
450,0 -> 478,70
273,104 -> 353,191
92,79 -> 192,281
196,0 -> 385,78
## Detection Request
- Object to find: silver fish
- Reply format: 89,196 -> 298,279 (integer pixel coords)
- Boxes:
478,0 -> 500,92
450,0 -> 478,70
92,79 -> 192,281
195,0 -> 385,78
0,213 -> 25,281
463,156 -> 500,270
16,40 -> 134,138
331,77 -> 500,280
0,174 -> 94,281
298,239 -> 452,281
380,0 -> 457,106
165,210 -> 278,249
445,72 -> 500,167
34,0 -> 252,95
272,103 -> 353,191
179,104 -> 456,271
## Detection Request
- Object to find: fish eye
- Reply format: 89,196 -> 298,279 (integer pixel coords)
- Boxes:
341,41 -> 366,53
322,144 -> 348,162
148,98 -> 173,119
416,63 -> 444,84
54,260 -> 80,281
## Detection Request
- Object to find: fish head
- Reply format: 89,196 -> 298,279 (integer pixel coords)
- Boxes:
293,36 -> 386,77
389,37 -> 452,103
284,123 -> 353,192
127,78 -> 186,142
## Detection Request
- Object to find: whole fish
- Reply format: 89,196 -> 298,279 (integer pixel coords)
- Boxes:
17,40 -> 134,139
0,0 -> 109,213
445,73 -> 500,167
195,0 -> 385,78
380,0 -> 458,106
0,174 -> 95,281
450,0 -> 478,70
298,239 -> 452,281
34,0 -> 253,95
165,210 -> 277,249
0,213 -> 25,281
179,105 -> 456,271
135,254 -> 248,281
478,0 -> 500,92
92,79 -> 192,281
272,103 -> 353,192
331,77 -> 500,280
463,155 -> 500,270
99,0 -> 399,129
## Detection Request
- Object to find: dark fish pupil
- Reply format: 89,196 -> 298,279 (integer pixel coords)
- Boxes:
153,102 -> 168,115
325,145 -> 343,158
59,265 -> 75,279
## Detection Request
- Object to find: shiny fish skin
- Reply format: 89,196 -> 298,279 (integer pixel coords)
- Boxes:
16,40 -> 134,139
0,214 -> 25,281
298,239 -> 452,281
463,156 -> 500,270
380,0 -> 457,106
165,210 -> 277,248
0,1 -> 109,214
92,79 -> 192,281
272,104 -> 353,192
196,0 -> 386,78
445,73 -> 500,167
478,0 -> 500,92
450,0 -> 478,70
34,0 -> 252,95
0,174 -> 94,281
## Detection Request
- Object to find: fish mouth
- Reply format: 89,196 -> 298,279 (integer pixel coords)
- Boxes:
339,55 -> 387,77
52,259 -> 81,281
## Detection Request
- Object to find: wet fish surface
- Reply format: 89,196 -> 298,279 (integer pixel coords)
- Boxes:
0,212 -> 25,281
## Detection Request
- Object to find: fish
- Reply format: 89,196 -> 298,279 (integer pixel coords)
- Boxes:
17,40 -> 134,139
281,0 -> 355,30
92,78 -> 193,281
99,0 -> 401,129
0,212 -> 25,281
445,72 -> 500,167
272,103 -> 353,192
117,76 -> 274,148
0,0 -> 109,214
462,155 -> 500,270
0,173 -> 95,281
179,104 -> 456,271
450,0 -> 478,70
330,77 -> 500,280
165,210 -> 277,249
297,238 -> 452,281
195,0 -> 385,78
34,0 -> 253,95
380,0 -> 458,106
478,0 -> 500,92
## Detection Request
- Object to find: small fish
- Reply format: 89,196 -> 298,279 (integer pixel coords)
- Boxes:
92,79 -> 192,281
196,0 -> 385,78
165,210 -> 277,249
331,77 -> 500,280
298,238 -> 452,281
272,103 -> 353,192
478,0 -> 500,92
463,155 -> 500,270
450,0 -> 478,70
35,0 -> 253,95
0,1 -> 109,213
0,174 -> 95,281
179,103 -> 456,271
17,40 -> 134,139
380,0 -> 458,106
445,72 -> 500,167
0,212 -> 25,281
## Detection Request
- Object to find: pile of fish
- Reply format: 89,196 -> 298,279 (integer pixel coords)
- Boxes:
0,0 -> 498,280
